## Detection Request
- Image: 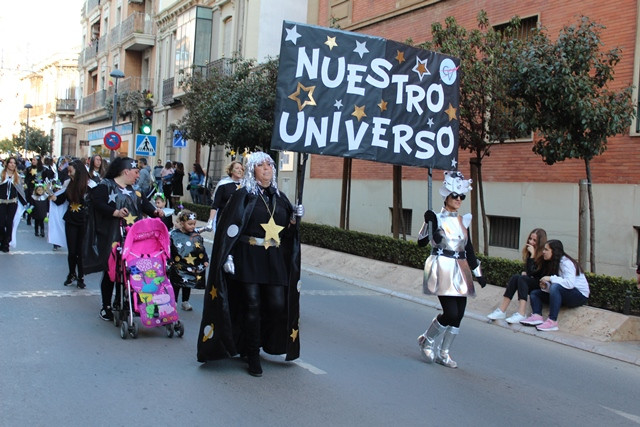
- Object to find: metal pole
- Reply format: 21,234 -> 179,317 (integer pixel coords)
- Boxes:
110,78 -> 119,161
24,104 -> 32,158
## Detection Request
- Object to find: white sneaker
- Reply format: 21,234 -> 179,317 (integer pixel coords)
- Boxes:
487,308 -> 506,320
506,312 -> 526,324
181,301 -> 193,311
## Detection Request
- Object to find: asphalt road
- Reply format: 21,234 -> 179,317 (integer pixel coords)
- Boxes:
1,221 -> 639,426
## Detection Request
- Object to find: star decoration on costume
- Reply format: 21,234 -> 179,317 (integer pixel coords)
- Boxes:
352,105 -> 367,122
453,252 -> 460,259
108,191 -> 117,204
182,276 -> 189,282
120,187 -> 132,196
396,50 -> 405,64
285,25 -> 301,45
354,40 -> 369,58
290,328 -> 298,342
30,169 -> 37,176
209,287 -> 218,300
202,324 -> 214,342
427,117 -> 434,128
130,161 -> 138,169
451,159 -> 458,168
334,99 -> 343,109
235,183 -> 242,190
184,253 -> 196,265
69,202 -> 82,212
188,213 -> 196,220
445,103 -> 457,121
176,242 -> 183,249
195,242 -> 201,248
260,217 -> 284,248
437,248 -> 444,255
124,213 -> 137,225
412,57 -> 431,81
288,82 -> 317,112
324,36 -> 338,50
377,100 -> 387,112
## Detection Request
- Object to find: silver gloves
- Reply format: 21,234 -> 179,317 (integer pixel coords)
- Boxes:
223,254 -> 235,274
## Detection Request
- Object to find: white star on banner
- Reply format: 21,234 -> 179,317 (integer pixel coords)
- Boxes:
334,99 -> 343,109
412,57 -> 431,81
285,25 -> 301,45
427,117 -> 434,128
354,41 -> 369,59
451,159 -> 458,168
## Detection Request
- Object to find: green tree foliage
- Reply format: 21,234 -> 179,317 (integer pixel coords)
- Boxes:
177,57 -> 279,154
506,17 -> 635,272
12,123 -> 52,157
0,138 -> 16,155
421,11 -> 526,254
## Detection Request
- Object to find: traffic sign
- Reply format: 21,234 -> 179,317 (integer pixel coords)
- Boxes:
103,131 -> 122,151
173,129 -> 187,148
135,134 -> 157,156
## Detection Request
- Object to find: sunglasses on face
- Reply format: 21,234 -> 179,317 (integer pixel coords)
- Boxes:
450,192 -> 466,200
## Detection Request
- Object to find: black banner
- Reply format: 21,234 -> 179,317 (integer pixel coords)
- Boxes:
271,21 -> 460,170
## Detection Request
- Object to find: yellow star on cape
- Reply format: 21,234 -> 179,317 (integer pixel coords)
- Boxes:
184,253 -> 196,265
352,105 -> 367,121
288,82 -> 317,112
445,103 -> 458,121
195,242 -> 201,249
324,36 -> 338,50
209,287 -> 218,300
396,50 -> 405,63
69,202 -> 82,212
30,169 -> 37,175
290,328 -> 299,342
260,216 -> 284,249
377,100 -> 387,112
124,213 -> 137,225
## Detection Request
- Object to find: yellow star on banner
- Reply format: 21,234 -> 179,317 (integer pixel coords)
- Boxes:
396,50 -> 405,64
124,213 -> 137,225
184,253 -> 196,265
261,217 -> 284,249
288,82 -> 317,112
377,100 -> 387,112
352,105 -> 367,121
445,103 -> 458,121
324,36 -> 338,50
69,202 -> 82,212
290,328 -> 299,342
209,287 -> 218,300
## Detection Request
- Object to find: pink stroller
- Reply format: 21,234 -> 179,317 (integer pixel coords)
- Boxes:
113,217 -> 184,339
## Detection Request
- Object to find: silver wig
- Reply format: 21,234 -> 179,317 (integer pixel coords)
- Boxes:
241,151 -> 279,195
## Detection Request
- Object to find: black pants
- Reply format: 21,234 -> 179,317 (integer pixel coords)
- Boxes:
0,203 -> 17,249
34,219 -> 45,235
503,274 -> 540,301
241,283 -> 286,352
437,295 -> 467,328
65,222 -> 85,278
100,272 -> 121,308
174,285 -> 191,302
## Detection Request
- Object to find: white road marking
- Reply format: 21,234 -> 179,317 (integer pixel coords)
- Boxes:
602,405 -> 640,424
291,358 -> 327,375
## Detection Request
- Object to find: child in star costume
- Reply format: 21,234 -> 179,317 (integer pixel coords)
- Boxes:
154,193 -> 174,231
31,183 -> 49,238
169,209 -> 208,311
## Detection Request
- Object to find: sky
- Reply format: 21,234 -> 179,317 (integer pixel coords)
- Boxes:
0,0 -> 84,71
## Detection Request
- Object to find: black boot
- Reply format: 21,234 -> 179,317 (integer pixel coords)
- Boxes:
63,274 -> 75,286
247,351 -> 263,377
76,276 -> 86,289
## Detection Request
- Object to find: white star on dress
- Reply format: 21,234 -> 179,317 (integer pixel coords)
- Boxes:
108,191 -> 117,204
285,25 -> 301,45
354,41 -> 369,59
334,99 -> 343,109
120,187 -> 132,196
176,242 -> 183,249
453,252 -> 460,259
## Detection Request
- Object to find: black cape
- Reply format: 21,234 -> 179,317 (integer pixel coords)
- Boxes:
196,187 -> 301,362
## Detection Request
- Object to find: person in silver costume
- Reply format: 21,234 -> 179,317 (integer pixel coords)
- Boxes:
416,170 -> 487,368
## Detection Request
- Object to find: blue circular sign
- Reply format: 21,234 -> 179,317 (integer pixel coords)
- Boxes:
103,131 -> 122,150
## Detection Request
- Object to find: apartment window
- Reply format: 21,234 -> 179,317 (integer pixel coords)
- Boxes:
488,215 -> 520,249
389,208 -> 412,235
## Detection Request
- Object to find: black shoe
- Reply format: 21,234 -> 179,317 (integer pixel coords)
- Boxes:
76,277 -> 86,289
247,353 -> 263,377
63,274 -> 75,286
99,307 -> 113,321
40,232 -> 45,237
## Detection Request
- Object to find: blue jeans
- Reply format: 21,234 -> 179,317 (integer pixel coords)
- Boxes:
530,283 -> 588,321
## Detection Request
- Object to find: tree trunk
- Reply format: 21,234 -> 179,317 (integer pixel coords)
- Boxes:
339,158 -> 352,230
469,157 -> 488,255
478,158 -> 489,256
392,165 -> 405,240
585,159 -> 596,273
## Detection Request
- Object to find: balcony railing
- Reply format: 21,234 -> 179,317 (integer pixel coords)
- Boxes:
76,90 -> 106,116
97,34 -> 109,56
192,58 -> 233,79
105,76 -> 154,97
56,98 -> 77,112
122,12 -> 154,39
109,23 -> 121,46
162,77 -> 175,106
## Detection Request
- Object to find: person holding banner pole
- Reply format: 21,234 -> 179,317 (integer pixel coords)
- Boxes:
416,170 -> 487,368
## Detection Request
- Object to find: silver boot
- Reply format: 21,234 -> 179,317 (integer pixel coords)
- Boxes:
417,318 -> 447,363
436,326 -> 459,368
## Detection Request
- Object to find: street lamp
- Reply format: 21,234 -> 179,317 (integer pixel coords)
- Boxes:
109,68 -> 125,160
24,104 -> 32,159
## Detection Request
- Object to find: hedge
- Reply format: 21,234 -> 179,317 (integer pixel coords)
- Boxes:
299,222 -> 640,316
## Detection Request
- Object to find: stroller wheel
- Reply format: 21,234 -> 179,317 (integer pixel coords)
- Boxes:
174,321 -> 185,338
130,322 -> 139,339
166,323 -> 175,338
120,321 -> 128,340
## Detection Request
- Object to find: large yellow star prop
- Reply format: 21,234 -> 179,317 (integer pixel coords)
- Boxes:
70,202 -> 82,212
209,287 -> 218,300
261,217 -> 284,249
290,328 -> 298,342
288,82 -> 317,112
184,253 -> 196,265
124,213 -> 137,225
352,105 -> 367,121
445,103 -> 458,121
324,36 -> 338,50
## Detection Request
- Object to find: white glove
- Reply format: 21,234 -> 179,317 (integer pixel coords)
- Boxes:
295,204 -> 305,218
205,219 -> 214,231
223,255 -> 235,275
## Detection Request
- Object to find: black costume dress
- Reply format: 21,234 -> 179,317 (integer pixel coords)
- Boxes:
0,176 -> 27,250
196,185 -> 301,362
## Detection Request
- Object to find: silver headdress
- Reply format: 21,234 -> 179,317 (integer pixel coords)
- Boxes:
439,170 -> 472,199
242,152 -> 279,195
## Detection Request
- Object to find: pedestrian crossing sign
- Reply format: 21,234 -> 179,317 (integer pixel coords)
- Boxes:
135,134 -> 157,156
